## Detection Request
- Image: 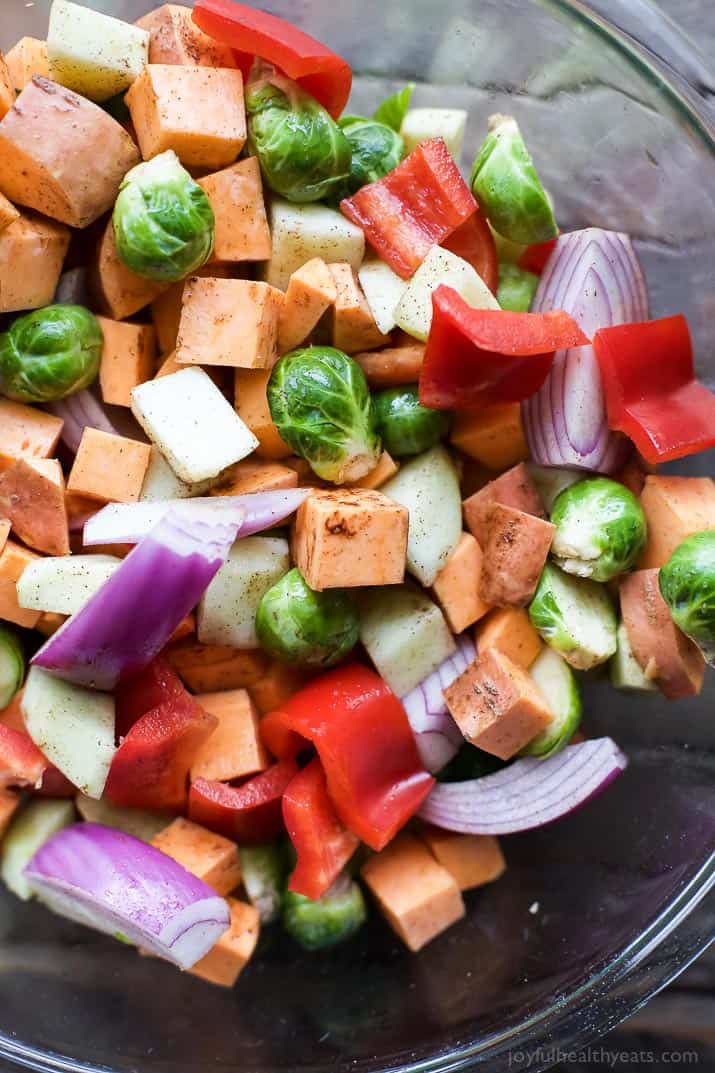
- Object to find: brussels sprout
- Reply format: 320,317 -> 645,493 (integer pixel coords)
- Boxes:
337,117 -> 404,196
610,620 -> 656,692
113,150 -> 215,283
0,305 -> 102,403
529,562 -> 617,670
0,624 -> 25,709
519,648 -> 581,757
246,64 -> 351,204
256,568 -> 359,669
373,83 -> 415,132
267,346 -> 381,483
497,262 -> 539,312
659,530 -> 715,665
470,114 -> 558,245
550,477 -> 647,582
240,843 -> 288,924
373,385 -> 450,457
282,876 -> 367,951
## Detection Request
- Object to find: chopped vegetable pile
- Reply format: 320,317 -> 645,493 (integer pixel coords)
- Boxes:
0,0 -> 714,989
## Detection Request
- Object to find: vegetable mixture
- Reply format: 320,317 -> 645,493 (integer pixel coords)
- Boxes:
0,0 -> 714,988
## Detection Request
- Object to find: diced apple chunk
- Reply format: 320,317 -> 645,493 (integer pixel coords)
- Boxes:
48,0 -> 150,103
395,245 -> 499,341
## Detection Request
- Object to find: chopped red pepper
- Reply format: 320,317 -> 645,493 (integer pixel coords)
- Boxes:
105,698 -> 217,812
419,285 -> 589,411
260,709 -> 308,761
114,657 -> 187,741
0,723 -> 48,790
518,238 -> 558,275
594,314 -> 715,464
189,760 -> 298,843
442,210 -> 498,294
265,663 -> 433,851
192,0 -> 352,118
340,139 -> 477,279
283,759 -> 359,900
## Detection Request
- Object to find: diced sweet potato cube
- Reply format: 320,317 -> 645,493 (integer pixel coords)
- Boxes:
199,157 -> 271,264
431,532 -> 491,633
450,404 -> 529,471
0,539 -> 42,628
0,77 -> 140,228
234,368 -> 292,461
0,788 -> 21,837
154,351 -> 182,378
463,463 -> 545,539
5,39 -> 49,91
152,817 -> 242,896
292,489 -> 408,590
476,504 -> 555,607
169,613 -> 196,644
190,689 -> 269,782
0,193 -> 19,233
327,263 -> 390,354
177,277 -> 283,369
0,519 -> 10,555
98,317 -> 156,407
0,212 -> 70,314
189,897 -> 260,987
249,662 -> 310,716
0,458 -> 68,556
361,832 -> 465,952
353,340 -> 425,389
348,451 -> 399,491
166,641 -> 270,693
278,257 -> 337,353
211,460 -> 298,497
620,569 -> 705,699
418,825 -> 506,891
93,219 -> 168,321
35,612 -> 67,638
0,400 -> 63,470
283,457 -> 326,488
445,649 -> 553,760
67,428 -> 151,503
0,54 -> 15,121
475,607 -> 542,669
126,64 -> 246,168
638,475 -> 715,569
137,4 -> 239,68
0,688 -> 25,732
151,265 -> 233,356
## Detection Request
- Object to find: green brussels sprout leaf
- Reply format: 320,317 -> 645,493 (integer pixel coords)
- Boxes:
373,83 -> 415,132
529,562 -> 617,670
246,63 -> 352,204
659,530 -> 715,666
373,384 -> 450,457
268,346 -> 381,483
336,117 -> 404,197
0,305 -> 103,403
497,261 -> 539,312
239,843 -> 289,924
519,647 -> 581,757
550,477 -> 647,582
113,150 -> 215,283
283,875 -> 367,950
470,114 -> 558,245
256,568 -> 359,668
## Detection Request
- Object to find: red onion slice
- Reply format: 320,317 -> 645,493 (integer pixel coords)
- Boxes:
522,229 -> 648,473
83,490 -> 312,547
33,509 -> 241,690
25,823 -> 229,969
47,391 -> 119,454
419,737 -> 627,833
401,636 -> 474,772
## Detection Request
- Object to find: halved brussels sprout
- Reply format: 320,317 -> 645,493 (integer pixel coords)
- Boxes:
0,624 -> 25,709
0,305 -> 103,403
337,117 -> 404,196
373,384 -> 450,457
470,114 -> 558,245
239,843 -> 288,924
529,562 -> 617,670
373,83 -> 415,132
659,530 -> 715,665
256,568 -> 359,668
246,63 -> 352,204
550,477 -> 647,582
113,150 -> 215,283
497,261 -> 539,312
520,647 -> 581,757
267,346 -> 381,483
283,876 -> 367,950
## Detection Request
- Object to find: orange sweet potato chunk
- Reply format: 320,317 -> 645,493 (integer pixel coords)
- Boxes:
137,5 -> 239,68
0,458 -> 69,556
67,428 -> 151,503
199,157 -> 271,263
92,219 -> 168,321
0,213 -> 70,314
0,400 -> 63,470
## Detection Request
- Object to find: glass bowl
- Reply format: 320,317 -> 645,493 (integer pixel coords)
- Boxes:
1,2 -> 714,1071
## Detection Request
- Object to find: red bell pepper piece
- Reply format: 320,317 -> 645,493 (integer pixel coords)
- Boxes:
0,723 -> 48,789
593,314 -> 715,464
341,139 -> 477,279
192,0 -> 351,118
266,663 -> 433,851
105,698 -> 217,812
260,709 -> 308,761
283,759 -> 359,900
518,238 -> 558,275
189,760 -> 298,843
442,211 -> 498,295
419,285 -> 589,411
114,657 -> 187,741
